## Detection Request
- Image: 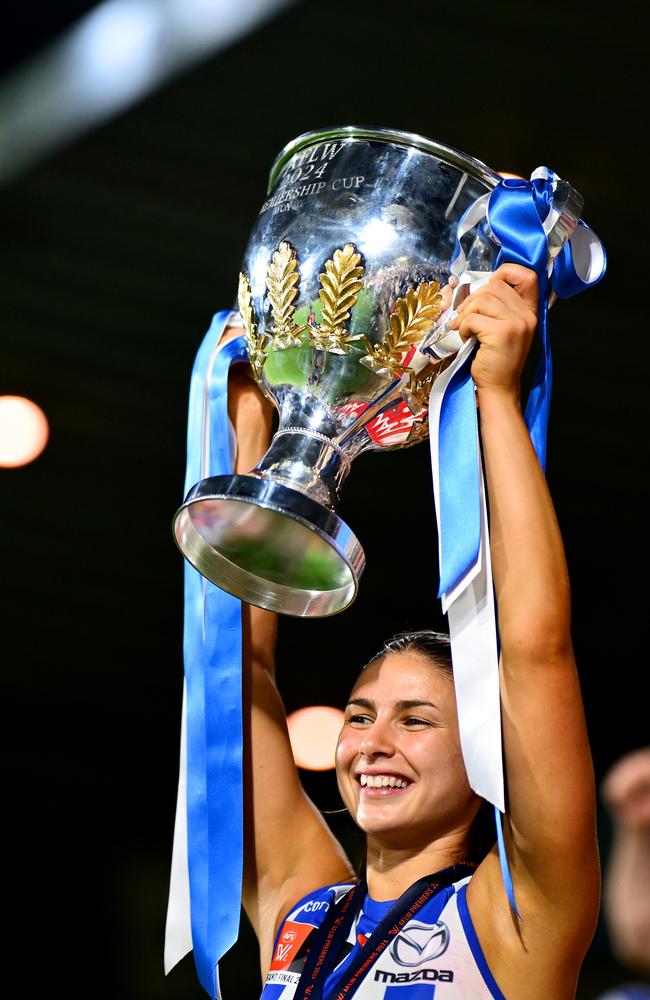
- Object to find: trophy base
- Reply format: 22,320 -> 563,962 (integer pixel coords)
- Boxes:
173,474 -> 365,617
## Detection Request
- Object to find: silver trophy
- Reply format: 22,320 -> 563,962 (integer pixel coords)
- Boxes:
173,127 -> 582,617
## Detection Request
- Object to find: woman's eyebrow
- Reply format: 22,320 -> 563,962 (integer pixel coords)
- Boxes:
346,697 -> 374,710
345,698 -> 438,711
396,700 -> 438,711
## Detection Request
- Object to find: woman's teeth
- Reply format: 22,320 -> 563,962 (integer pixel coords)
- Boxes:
359,774 -> 409,788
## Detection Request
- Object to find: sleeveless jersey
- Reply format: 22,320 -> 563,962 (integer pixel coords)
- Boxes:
260,876 -> 505,999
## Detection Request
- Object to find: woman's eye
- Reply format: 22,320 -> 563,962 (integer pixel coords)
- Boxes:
403,717 -> 430,727
347,714 -> 372,725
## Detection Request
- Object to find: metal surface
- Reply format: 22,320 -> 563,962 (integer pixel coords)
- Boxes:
266,125 -> 502,193
174,473 -> 364,617
175,128 -> 583,616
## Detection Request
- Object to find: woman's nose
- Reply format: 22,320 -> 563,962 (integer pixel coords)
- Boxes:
359,719 -> 395,758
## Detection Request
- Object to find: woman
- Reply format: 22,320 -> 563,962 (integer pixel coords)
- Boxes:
225,263 -> 599,999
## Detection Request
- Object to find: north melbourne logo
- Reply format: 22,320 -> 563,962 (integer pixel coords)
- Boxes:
389,920 -> 450,967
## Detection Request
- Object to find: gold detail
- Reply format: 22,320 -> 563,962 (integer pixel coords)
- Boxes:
266,241 -> 305,350
237,271 -> 255,345
357,351 -> 398,380
237,240 -> 373,367
404,418 -> 431,446
237,272 -> 268,378
360,281 -> 443,380
400,356 -> 453,415
311,244 -> 365,355
401,375 -> 433,416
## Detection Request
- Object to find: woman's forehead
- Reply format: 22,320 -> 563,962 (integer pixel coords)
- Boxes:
349,651 -> 453,702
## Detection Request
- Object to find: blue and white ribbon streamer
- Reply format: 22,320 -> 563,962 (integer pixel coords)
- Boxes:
165,312 -> 248,998
428,167 -> 605,903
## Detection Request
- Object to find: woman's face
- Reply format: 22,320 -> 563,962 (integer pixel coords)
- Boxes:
335,651 -> 479,848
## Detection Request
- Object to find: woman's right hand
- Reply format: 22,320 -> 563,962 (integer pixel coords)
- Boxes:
450,263 -> 538,403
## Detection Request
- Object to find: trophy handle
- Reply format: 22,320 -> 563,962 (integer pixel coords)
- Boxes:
545,178 -> 584,261
420,178 -> 584,361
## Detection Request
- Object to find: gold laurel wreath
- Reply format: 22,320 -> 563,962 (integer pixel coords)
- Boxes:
266,241 -> 304,350
237,272 -> 268,378
360,280 -> 443,380
237,245 -> 444,392
310,243 -> 366,355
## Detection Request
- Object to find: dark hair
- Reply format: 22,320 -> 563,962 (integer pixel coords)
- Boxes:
362,629 -> 453,676
357,628 -> 496,866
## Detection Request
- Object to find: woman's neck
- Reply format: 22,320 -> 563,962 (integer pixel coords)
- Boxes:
365,831 -> 471,901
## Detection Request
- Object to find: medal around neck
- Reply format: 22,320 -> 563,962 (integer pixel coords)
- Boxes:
173,126 -> 582,617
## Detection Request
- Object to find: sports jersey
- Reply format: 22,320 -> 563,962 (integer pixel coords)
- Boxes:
260,875 -> 505,999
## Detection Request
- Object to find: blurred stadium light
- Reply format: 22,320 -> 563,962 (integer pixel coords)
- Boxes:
287,706 -> 345,771
0,396 -> 49,467
0,0 -> 297,184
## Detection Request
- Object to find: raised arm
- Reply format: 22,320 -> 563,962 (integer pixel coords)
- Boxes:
224,335 -> 354,975
453,267 -> 599,987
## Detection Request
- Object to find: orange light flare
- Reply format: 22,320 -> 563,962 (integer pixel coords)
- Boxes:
0,395 -> 49,468
287,705 -> 345,771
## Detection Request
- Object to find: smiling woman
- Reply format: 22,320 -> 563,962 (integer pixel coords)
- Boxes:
339,651 -> 477,853
337,632 -> 496,869
224,262 -> 599,1000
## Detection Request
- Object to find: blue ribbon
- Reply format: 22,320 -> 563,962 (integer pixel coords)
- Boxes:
488,174 -> 606,470
438,170 -> 606,590
437,348 -> 480,596
436,171 -> 606,911
493,806 -> 519,916
183,312 -> 249,997
488,175 -> 554,470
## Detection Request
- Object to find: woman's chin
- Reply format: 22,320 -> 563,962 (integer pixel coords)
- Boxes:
354,803 -> 414,839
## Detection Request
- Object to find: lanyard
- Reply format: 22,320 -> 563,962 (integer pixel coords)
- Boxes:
294,863 -> 476,1000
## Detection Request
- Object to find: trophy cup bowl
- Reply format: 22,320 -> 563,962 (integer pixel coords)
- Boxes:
173,127 -> 582,617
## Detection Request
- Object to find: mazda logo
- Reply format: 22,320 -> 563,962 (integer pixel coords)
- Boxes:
389,921 -> 450,967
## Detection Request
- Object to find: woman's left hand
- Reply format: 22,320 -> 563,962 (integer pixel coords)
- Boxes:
449,263 -> 538,401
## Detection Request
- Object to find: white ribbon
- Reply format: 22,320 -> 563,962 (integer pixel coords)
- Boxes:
422,193 -> 507,811
165,683 -> 192,972
428,339 -> 504,811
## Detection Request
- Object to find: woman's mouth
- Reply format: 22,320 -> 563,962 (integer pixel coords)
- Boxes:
357,773 -> 413,796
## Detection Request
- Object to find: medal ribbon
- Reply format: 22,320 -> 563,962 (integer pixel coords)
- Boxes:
165,313 -> 249,998
295,864 -> 476,1000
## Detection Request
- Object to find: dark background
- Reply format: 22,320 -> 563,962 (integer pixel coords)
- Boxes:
1,1 -> 647,997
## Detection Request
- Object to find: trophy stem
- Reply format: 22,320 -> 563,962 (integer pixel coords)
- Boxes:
254,427 -> 352,509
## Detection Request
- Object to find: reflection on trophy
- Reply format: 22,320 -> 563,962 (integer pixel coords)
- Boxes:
173,127 -> 582,617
